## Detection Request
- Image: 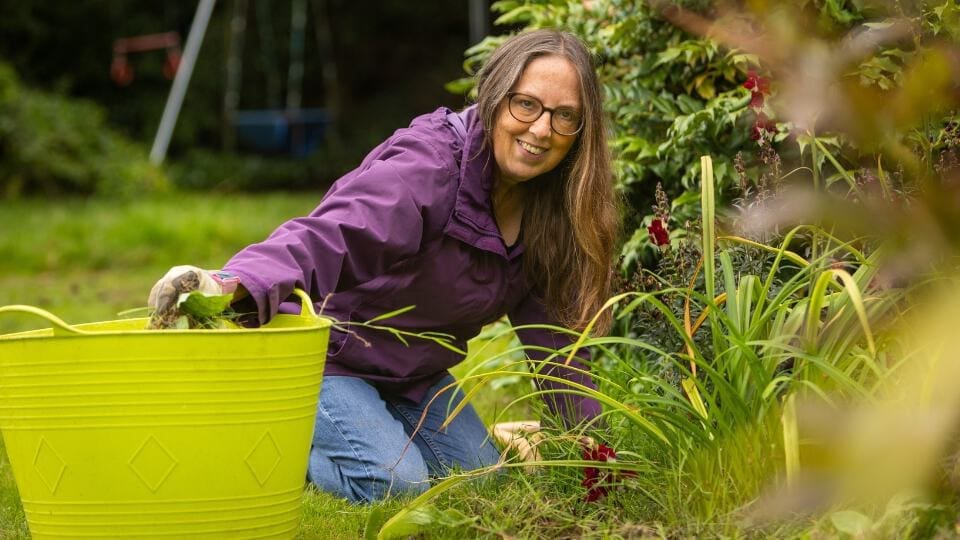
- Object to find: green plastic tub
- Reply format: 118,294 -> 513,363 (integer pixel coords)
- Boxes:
0,290 -> 330,539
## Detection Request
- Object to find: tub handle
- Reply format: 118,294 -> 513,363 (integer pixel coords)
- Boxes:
291,288 -> 320,320
0,305 -> 87,336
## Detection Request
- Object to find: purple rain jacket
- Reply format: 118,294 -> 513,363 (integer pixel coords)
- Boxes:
224,105 -> 602,424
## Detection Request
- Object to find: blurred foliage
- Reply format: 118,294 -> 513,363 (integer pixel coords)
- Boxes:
0,2 -> 475,193
170,149 -> 322,192
0,62 -> 167,198
0,3 -> 225,148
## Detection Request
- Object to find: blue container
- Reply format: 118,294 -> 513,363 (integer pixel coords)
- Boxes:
234,109 -> 329,157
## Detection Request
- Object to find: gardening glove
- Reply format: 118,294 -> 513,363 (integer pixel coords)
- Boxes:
492,421 -> 543,471
147,266 -> 239,329
581,440 -> 636,502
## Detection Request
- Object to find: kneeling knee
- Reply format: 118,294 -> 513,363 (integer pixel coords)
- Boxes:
352,461 -> 429,502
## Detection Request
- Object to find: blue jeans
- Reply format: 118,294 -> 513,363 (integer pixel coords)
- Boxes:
307,374 -> 501,502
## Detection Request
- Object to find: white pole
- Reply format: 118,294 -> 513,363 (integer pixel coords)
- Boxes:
150,0 -> 217,165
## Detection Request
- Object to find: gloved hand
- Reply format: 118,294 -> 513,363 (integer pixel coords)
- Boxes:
492,421 -> 543,471
147,266 -> 239,329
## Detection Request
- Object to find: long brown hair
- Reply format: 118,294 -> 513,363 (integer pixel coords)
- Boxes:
475,30 -> 620,334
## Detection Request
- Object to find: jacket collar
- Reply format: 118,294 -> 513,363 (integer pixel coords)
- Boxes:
443,105 -> 523,260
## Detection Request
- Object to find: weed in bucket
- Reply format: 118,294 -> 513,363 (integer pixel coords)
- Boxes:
146,269 -> 240,330
148,289 -> 239,330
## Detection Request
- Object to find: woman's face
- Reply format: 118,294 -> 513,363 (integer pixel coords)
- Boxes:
492,55 -> 581,189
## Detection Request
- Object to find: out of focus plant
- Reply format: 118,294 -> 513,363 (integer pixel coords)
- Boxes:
0,62 -> 168,198
169,149 -> 322,192
668,0 -> 960,188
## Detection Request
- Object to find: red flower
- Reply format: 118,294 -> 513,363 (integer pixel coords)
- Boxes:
750,112 -> 777,141
581,443 -> 637,502
743,69 -> 771,112
582,466 -> 607,502
743,69 -> 770,95
584,443 -> 617,462
647,218 -> 670,247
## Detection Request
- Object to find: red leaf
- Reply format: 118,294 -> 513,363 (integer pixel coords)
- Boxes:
647,218 -> 670,247
750,112 -> 777,140
743,69 -> 771,96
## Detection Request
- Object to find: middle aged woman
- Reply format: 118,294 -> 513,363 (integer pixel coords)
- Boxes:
148,29 -> 620,503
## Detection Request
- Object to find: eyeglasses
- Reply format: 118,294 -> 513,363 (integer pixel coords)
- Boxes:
506,92 -> 584,136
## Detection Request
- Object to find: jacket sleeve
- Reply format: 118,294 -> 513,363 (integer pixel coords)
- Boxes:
224,134 -> 452,324
508,292 -> 603,428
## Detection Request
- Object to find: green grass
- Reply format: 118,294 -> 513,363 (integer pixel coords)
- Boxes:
0,193 -> 317,275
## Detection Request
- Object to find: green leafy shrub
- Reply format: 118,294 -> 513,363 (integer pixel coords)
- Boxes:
0,62 -> 168,198
166,141 -> 368,193
168,149 -> 316,192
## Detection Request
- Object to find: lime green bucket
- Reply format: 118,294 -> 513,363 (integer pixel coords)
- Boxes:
0,290 -> 330,539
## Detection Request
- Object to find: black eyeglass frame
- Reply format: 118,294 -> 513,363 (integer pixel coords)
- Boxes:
505,92 -> 584,136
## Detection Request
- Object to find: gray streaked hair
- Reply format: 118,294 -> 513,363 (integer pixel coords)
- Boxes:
474,29 -> 619,334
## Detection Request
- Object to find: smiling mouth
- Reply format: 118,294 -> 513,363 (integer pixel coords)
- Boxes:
518,139 -> 547,155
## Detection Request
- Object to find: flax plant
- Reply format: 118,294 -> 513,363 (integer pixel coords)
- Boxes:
586,161 -> 907,527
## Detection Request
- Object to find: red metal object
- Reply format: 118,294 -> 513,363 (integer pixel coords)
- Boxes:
110,56 -> 134,86
110,32 -> 183,86
162,50 -> 182,80
113,32 -> 181,55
